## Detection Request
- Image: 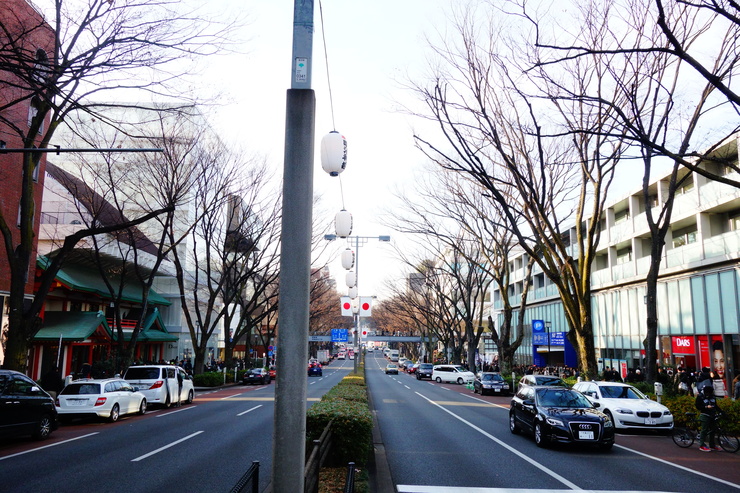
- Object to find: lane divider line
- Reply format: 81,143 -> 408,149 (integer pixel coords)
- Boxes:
155,406 -> 196,418
238,405 -> 263,416
131,431 -> 204,462
0,432 -> 99,461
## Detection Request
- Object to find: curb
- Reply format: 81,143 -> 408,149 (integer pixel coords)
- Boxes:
367,384 -> 395,493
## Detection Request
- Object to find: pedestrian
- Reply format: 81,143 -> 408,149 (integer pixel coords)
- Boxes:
695,367 -> 712,395
695,385 -> 721,452
733,375 -> 740,401
40,365 -> 63,399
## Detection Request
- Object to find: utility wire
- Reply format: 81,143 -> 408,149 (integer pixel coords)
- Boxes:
319,0 -> 336,131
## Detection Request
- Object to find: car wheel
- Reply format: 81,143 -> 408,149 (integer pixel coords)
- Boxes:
473,385 -> 478,394
509,412 -> 520,434
604,410 -> 614,426
534,422 -> 547,447
416,374 -> 420,380
138,399 -> 147,415
435,377 -> 442,383
457,377 -> 464,385
600,441 -> 614,451
186,389 -> 194,404
109,404 -> 120,423
33,414 -> 53,440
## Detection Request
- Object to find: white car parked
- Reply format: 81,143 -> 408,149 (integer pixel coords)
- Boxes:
56,378 -> 146,422
432,365 -> 475,385
123,365 -> 194,408
572,381 -> 673,430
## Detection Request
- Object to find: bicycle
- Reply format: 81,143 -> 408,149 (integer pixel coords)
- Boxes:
672,412 -> 740,452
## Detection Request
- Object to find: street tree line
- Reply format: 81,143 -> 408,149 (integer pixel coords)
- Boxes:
378,0 -> 740,381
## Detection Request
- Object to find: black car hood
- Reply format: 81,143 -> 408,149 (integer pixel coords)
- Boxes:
544,407 -> 603,420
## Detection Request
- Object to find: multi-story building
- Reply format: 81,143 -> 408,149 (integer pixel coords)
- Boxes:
0,0 -> 54,365
492,134 -> 740,392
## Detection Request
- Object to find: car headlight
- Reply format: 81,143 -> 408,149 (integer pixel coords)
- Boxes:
615,408 -> 634,415
546,417 -> 564,427
663,410 -> 672,416
604,419 -> 614,428
503,384 -> 509,389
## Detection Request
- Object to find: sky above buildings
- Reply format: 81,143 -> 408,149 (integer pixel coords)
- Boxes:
198,0 -> 454,300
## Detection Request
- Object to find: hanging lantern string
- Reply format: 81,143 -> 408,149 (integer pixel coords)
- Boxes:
319,0 -> 337,131
339,173 -> 346,209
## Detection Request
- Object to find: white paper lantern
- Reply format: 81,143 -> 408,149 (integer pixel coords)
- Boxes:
341,248 -> 355,270
335,209 -> 352,237
348,286 -> 358,299
346,270 -> 357,288
320,131 -> 347,176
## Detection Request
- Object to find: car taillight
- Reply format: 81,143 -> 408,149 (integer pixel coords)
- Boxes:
149,380 -> 164,389
94,397 -> 107,406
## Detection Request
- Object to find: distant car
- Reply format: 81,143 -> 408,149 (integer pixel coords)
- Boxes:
56,378 -> 146,423
474,372 -> 510,396
509,386 -> 614,450
406,363 -> 418,374
572,381 -> 673,430
123,365 -> 194,407
337,352 -> 346,360
0,369 -> 58,440
385,364 -> 399,375
432,365 -> 475,385
269,366 -> 277,379
415,363 -> 434,380
244,368 -> 272,384
307,363 -> 323,377
517,374 -> 568,389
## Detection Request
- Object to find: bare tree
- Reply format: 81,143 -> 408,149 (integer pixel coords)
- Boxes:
0,0 -> 233,371
410,5 -> 629,377
512,0 -> 740,381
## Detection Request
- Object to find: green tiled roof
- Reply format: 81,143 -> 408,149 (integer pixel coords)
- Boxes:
34,311 -> 111,341
38,256 -> 171,306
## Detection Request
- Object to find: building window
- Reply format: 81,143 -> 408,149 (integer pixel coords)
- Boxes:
672,225 -> 698,248
677,175 -> 694,195
614,209 -> 630,225
730,211 -> 740,231
616,248 -> 632,265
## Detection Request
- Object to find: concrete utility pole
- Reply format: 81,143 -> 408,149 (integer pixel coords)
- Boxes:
272,2 -> 315,492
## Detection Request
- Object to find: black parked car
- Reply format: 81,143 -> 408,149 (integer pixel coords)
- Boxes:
243,368 -> 271,385
0,369 -> 58,440
308,363 -> 323,377
473,372 -> 510,396
509,386 -> 614,450
415,363 -> 434,380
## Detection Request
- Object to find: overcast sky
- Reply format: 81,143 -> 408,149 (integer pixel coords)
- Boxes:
197,0 -> 454,300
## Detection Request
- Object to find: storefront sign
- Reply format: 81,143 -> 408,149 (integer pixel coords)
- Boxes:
671,336 -> 694,354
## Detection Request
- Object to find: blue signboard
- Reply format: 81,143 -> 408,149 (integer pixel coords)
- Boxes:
532,319 -> 547,345
331,329 -> 348,342
550,331 -> 565,346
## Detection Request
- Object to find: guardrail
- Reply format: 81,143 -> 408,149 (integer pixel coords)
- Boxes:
343,462 -> 356,493
229,460 -> 260,493
304,420 -> 333,493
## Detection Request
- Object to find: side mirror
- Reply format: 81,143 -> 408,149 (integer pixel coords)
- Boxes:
593,402 -> 601,408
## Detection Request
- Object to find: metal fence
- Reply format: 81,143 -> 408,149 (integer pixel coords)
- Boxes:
229,460 -> 260,493
304,420 -> 333,493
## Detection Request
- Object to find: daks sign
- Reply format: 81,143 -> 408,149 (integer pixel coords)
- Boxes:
671,336 -> 695,354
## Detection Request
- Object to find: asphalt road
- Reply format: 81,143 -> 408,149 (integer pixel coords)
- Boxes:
0,358 -> 356,493
365,352 -> 740,493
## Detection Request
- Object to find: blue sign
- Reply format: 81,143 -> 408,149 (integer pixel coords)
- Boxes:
550,332 -> 565,346
532,320 -> 547,345
331,329 -> 348,342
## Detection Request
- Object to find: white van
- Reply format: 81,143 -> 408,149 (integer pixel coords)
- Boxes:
432,364 -> 475,385
123,365 -> 194,407
388,350 -> 399,362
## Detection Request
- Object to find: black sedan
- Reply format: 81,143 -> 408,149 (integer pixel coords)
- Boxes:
242,368 -> 271,385
307,363 -> 323,377
473,372 -> 510,396
509,386 -> 614,450
0,369 -> 58,440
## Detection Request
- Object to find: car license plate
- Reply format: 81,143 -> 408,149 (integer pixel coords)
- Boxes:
578,431 -> 594,440
645,418 -> 657,425
494,389 -> 501,392
67,399 -> 88,406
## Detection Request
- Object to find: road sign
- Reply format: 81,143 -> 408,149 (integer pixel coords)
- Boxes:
532,319 -> 547,345
331,328 -> 348,342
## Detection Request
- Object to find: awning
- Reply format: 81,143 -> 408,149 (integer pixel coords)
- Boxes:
38,256 -> 171,306
34,311 -> 112,342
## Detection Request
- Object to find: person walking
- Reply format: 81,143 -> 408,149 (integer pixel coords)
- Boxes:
733,375 -> 740,400
695,385 -> 721,452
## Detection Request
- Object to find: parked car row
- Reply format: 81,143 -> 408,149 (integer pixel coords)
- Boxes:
1,364 -> 197,442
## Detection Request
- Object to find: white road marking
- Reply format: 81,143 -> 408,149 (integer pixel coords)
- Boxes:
415,391 -> 581,490
237,405 -> 263,416
0,433 -> 99,461
131,431 -> 203,462
155,405 -> 196,417
397,487 -> 676,493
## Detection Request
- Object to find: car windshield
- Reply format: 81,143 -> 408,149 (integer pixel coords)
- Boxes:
535,376 -> 566,386
124,368 -> 160,379
536,388 -> 592,408
482,374 -> 503,382
61,384 -> 101,395
387,365 -> 397,369
600,385 -> 645,399
453,366 -> 468,373
249,369 -> 262,375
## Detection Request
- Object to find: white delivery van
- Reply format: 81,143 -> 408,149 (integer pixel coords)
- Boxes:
388,349 -> 399,362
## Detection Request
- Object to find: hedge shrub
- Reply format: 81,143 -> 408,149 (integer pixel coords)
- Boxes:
307,370 -> 372,467
662,395 -> 740,434
193,371 -> 225,387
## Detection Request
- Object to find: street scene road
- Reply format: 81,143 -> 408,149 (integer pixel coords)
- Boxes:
2,353 -> 739,493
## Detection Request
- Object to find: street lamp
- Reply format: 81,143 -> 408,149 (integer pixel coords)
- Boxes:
325,233 -> 390,373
